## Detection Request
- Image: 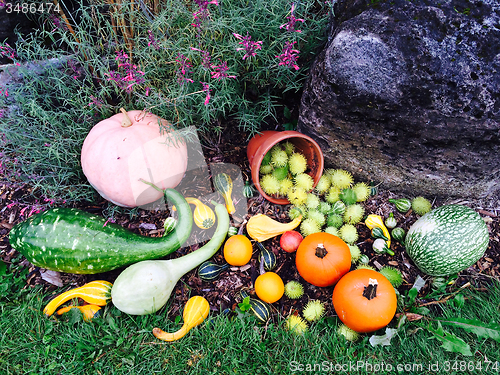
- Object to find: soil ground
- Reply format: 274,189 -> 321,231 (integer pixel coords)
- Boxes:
1,120 -> 499,321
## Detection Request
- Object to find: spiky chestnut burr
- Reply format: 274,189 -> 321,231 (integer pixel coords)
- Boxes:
284,281 -> 304,299
339,224 -> 358,244
305,193 -> 320,209
343,204 -> 365,225
329,169 -> 353,189
287,187 -> 308,205
260,174 -> 281,195
315,174 -> 331,194
353,182 -> 371,202
379,266 -> 404,288
411,196 -> 432,215
271,148 -> 288,168
288,152 -> 308,175
337,324 -> 360,341
348,244 -> 361,262
302,300 -> 325,322
324,226 -> 339,236
300,218 -> 321,237
285,315 -> 308,335
294,173 -> 314,192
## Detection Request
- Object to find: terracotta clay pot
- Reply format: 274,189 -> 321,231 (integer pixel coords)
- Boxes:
247,130 -> 324,204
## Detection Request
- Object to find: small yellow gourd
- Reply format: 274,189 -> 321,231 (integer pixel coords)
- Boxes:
153,296 -> 210,342
172,197 -> 215,229
56,304 -> 102,321
214,173 -> 236,214
43,280 -> 113,317
365,214 -> 391,247
246,214 -> 302,242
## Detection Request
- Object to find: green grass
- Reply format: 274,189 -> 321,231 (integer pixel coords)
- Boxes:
1,259 -> 499,375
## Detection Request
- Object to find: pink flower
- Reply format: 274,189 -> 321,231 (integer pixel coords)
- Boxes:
191,0 -> 218,35
190,47 -> 212,68
210,60 -> 236,80
280,4 -> 305,33
147,30 -> 160,50
176,54 -> 194,84
276,41 -> 300,70
105,51 -> 146,93
201,82 -> 210,105
233,33 -> 263,60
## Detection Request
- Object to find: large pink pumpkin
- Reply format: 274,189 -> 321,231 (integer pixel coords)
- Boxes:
81,109 -> 188,207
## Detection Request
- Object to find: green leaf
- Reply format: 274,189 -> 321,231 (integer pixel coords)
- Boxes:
437,317 -> 500,343
427,322 -> 473,356
452,293 -> 465,308
0,261 -> 7,276
283,106 -> 291,119
238,296 -> 251,312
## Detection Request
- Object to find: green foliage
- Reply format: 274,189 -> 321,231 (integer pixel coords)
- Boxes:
0,0 -> 330,204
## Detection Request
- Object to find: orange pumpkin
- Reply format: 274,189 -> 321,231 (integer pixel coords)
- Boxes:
295,232 -> 351,287
81,109 -> 188,207
332,269 -> 397,333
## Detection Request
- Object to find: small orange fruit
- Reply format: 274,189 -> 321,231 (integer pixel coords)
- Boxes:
223,235 -> 253,266
255,272 -> 284,303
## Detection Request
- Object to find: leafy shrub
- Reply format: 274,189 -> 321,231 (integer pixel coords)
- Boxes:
0,0 -> 331,203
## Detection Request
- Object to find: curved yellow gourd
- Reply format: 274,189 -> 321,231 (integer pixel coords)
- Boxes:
246,214 -> 302,242
152,296 -> 210,342
56,304 -> 102,321
43,280 -> 113,316
214,173 -> 236,215
365,214 -> 391,247
172,197 -> 215,229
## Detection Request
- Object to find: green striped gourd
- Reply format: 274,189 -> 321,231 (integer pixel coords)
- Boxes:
389,198 -> 411,213
404,204 -> 489,276
198,261 -> 229,281
214,173 -> 236,214
256,242 -> 277,271
240,290 -> 271,323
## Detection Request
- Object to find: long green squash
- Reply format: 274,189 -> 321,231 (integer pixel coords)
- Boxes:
8,189 -> 192,274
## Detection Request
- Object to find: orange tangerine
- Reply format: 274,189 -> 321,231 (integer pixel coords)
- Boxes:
255,272 -> 284,303
223,235 -> 253,266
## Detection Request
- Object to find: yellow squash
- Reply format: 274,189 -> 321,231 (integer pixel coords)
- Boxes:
43,280 -> 112,317
173,197 -> 215,229
246,214 -> 302,242
56,304 -> 102,321
153,296 -> 210,342
214,173 -> 236,214
365,214 -> 391,247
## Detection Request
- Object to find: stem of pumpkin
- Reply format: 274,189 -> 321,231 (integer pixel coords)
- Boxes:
120,108 -> 133,127
315,244 -> 328,259
362,278 -> 378,300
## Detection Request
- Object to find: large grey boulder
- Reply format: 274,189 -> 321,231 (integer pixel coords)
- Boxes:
298,0 -> 500,203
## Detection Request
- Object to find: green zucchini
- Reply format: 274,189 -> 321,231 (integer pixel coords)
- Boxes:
8,188 -> 193,274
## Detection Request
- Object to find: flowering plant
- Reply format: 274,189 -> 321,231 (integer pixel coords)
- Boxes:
0,0 -> 330,203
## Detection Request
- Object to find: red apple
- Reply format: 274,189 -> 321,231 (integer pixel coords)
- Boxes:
280,231 -> 303,253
